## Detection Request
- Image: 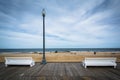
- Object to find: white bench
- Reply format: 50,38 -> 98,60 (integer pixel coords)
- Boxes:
5,57 -> 35,67
82,57 -> 117,68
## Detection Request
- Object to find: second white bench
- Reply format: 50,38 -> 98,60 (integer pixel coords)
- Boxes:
82,57 -> 117,68
5,57 -> 35,67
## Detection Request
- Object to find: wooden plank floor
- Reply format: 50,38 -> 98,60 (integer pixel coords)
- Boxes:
0,62 -> 120,80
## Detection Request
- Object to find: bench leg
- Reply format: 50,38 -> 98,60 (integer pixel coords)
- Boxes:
30,65 -> 32,67
82,62 -> 87,68
82,62 -> 84,66
82,62 -> 86,68
114,66 -> 116,68
30,62 -> 35,67
32,62 -> 35,66
5,64 -> 8,67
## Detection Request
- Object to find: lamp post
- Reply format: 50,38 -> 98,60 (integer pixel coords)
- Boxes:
41,9 -> 47,64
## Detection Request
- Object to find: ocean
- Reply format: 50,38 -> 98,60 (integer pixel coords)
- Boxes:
0,48 -> 120,53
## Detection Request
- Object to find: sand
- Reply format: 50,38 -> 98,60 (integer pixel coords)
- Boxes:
0,51 -> 120,62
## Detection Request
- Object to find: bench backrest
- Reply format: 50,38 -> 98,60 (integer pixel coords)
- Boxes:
85,57 -> 116,62
5,57 -> 33,62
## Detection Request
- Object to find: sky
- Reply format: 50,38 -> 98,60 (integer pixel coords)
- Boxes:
0,0 -> 120,48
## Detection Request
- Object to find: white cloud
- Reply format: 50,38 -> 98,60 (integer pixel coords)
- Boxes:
43,0 -> 120,47
0,29 -> 43,48
0,0 -> 120,48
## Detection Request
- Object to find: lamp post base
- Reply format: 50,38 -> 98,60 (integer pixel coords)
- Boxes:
41,59 -> 47,64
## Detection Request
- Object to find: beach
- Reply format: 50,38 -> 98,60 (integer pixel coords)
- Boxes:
0,51 -> 120,62
0,51 -> 120,80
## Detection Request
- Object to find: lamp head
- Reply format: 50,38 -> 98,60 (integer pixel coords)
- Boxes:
42,9 -> 45,17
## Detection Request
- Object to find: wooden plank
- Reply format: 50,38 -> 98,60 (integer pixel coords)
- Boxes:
0,62 -> 120,80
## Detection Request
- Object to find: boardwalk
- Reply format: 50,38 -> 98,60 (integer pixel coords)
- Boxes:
0,63 -> 120,80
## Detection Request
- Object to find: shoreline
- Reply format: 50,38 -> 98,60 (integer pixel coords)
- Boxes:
0,50 -> 120,54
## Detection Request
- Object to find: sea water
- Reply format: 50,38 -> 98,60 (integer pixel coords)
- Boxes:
0,48 -> 120,53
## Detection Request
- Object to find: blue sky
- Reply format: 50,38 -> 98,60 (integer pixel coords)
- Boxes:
0,0 -> 120,48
